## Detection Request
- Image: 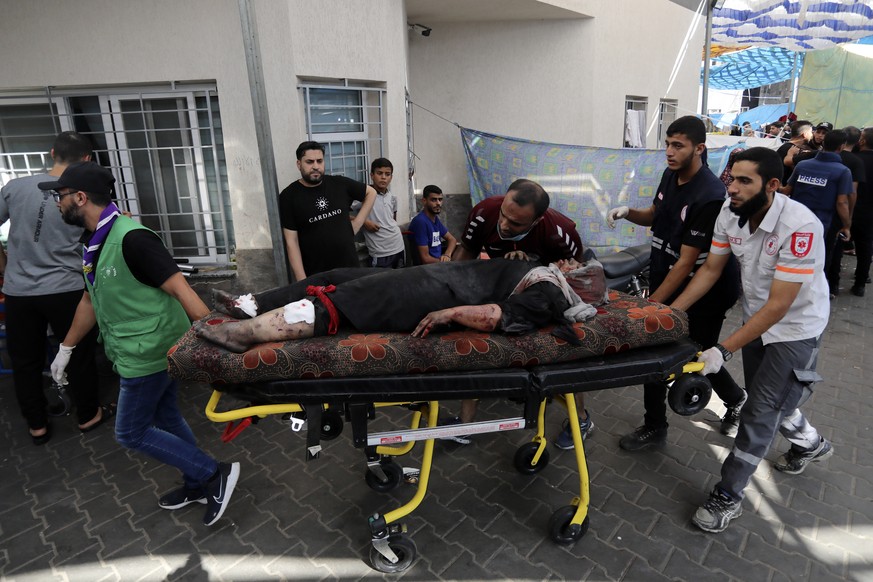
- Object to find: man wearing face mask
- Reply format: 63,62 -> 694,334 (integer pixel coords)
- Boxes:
452,179 -> 589,448
453,179 -> 583,264
608,116 -> 745,451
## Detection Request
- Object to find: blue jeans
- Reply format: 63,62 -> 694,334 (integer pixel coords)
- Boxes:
115,370 -> 217,490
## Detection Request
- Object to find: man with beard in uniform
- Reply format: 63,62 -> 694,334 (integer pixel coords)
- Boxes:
671,147 -> 833,533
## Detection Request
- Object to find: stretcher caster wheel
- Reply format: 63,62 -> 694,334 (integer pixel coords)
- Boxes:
668,374 -> 712,416
368,534 -> 416,573
514,442 -> 550,475
548,505 -> 589,545
365,460 -> 403,492
320,409 -> 343,440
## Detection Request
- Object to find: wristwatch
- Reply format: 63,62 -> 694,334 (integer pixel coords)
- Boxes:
715,343 -> 732,362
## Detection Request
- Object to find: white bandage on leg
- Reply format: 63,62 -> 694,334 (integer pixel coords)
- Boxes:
234,293 -> 259,318
283,299 -> 315,324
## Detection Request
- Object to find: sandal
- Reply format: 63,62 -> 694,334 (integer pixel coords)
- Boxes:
79,403 -> 117,434
31,423 -> 52,446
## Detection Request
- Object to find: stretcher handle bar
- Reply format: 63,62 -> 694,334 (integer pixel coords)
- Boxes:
205,391 -> 430,424
205,390 -> 305,422
666,360 -> 705,382
367,417 -> 526,447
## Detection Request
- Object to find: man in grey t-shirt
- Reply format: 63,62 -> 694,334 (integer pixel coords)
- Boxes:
0,131 -> 111,445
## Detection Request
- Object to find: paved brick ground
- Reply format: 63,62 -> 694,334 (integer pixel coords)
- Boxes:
1,260 -> 872,581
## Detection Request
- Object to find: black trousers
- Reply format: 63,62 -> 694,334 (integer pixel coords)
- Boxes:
852,224 -> 873,288
642,301 -> 745,429
825,220 -> 842,293
5,290 -> 100,429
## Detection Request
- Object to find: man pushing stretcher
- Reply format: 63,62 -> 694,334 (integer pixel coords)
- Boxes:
197,258 -> 606,353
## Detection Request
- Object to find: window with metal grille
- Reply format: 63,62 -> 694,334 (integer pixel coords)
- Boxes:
300,83 -> 385,183
0,83 -> 233,265
623,96 -> 648,148
657,99 -> 679,148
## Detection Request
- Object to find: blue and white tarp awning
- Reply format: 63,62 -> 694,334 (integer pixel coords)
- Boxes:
733,103 -> 791,127
712,0 -> 873,52
705,46 -> 800,89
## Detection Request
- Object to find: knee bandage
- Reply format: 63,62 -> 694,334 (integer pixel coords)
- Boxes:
283,299 -> 315,324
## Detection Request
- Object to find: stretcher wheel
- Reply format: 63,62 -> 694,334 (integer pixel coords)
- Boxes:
365,461 -> 403,492
514,442 -> 550,475
320,409 -> 343,440
548,505 -> 589,545
668,374 -> 712,416
368,534 -> 416,573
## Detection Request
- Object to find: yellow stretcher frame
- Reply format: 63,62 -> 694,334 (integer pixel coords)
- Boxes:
202,360 -> 707,572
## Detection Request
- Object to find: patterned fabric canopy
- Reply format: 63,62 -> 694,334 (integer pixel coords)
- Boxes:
705,46 -> 801,89
712,0 -> 873,52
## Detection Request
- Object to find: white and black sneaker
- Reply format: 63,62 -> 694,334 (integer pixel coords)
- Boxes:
159,486 -> 207,510
720,389 -> 748,438
203,462 -> 240,526
692,488 -> 743,533
774,438 -> 834,475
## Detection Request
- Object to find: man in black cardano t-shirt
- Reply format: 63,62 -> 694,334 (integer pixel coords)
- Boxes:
608,115 -> 746,450
278,141 -> 376,281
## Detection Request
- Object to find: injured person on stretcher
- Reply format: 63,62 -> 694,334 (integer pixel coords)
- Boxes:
197,258 -> 607,353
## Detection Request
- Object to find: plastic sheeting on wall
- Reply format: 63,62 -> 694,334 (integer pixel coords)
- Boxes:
795,43 -> 873,127
459,128 -> 738,256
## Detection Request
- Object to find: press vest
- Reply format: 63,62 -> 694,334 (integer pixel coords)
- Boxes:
85,216 -> 190,378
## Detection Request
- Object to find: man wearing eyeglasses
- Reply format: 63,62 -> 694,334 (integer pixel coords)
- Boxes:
0,131 -> 109,446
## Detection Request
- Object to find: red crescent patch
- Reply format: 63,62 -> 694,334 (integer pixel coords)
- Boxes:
791,232 -> 812,258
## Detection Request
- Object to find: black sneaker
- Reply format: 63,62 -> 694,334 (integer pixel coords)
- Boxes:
159,486 -> 207,510
554,411 -> 594,450
720,389 -> 747,437
851,285 -> 865,297
774,438 -> 833,475
203,462 -> 240,526
618,425 -> 667,451
692,488 -> 742,533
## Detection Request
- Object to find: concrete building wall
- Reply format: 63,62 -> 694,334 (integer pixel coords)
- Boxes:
0,0 -> 701,286
407,0 -> 704,196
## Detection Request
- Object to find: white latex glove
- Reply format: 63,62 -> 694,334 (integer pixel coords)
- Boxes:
51,344 -> 75,385
696,347 -> 724,376
606,206 -> 629,228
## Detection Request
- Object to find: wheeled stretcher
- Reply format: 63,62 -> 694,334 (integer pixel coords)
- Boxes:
168,292 -> 711,573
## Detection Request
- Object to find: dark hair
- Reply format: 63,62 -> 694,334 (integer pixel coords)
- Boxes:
86,189 -> 113,207
790,121 -> 812,136
823,130 -> 847,152
422,184 -> 442,198
296,141 -> 324,160
861,127 -> 873,149
667,116 -> 707,145
842,126 -> 861,147
507,179 -> 549,217
52,131 -> 92,164
732,147 -> 783,184
370,157 -> 393,173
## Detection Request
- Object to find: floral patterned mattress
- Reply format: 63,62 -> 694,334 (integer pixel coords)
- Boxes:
167,291 -> 689,386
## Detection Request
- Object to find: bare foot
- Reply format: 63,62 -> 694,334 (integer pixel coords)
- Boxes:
194,319 -> 251,353
211,289 -> 253,319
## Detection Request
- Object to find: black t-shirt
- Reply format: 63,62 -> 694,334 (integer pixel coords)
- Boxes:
651,166 -> 739,309
89,228 -> 180,288
278,175 -> 367,276
853,151 -> 873,229
839,151 -> 866,185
